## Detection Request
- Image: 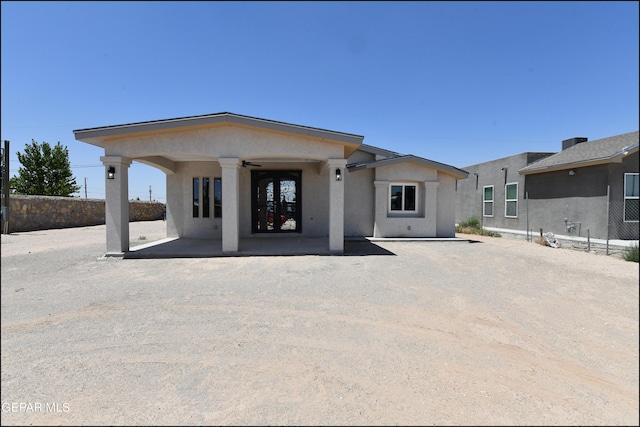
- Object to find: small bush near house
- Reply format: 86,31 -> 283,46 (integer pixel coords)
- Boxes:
455,217 -> 501,237
622,244 -> 639,263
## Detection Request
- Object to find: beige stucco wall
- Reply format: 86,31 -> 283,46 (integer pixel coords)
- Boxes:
238,162 -> 331,239
344,150 -> 376,236
165,161 -> 337,240
366,162 -> 459,238
167,160 -> 335,240
167,161 -> 223,239
103,125 -> 345,162
436,173 -> 457,237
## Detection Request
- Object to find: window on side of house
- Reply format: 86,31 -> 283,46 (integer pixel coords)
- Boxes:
202,177 -> 211,218
214,178 -> 222,218
483,185 -> 494,217
624,173 -> 639,222
505,182 -> 518,218
389,183 -> 417,213
192,177 -> 200,218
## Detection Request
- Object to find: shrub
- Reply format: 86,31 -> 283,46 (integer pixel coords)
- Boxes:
622,243 -> 639,263
455,217 -> 501,237
459,217 -> 481,229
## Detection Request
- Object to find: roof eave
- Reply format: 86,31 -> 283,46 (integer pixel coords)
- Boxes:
347,155 -> 469,179
519,156 -> 625,175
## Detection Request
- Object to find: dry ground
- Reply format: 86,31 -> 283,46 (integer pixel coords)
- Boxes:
1,221 -> 638,425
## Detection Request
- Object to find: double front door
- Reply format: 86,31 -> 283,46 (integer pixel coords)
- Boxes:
251,170 -> 301,233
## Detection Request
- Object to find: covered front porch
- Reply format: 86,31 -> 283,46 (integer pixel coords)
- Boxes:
123,236 -> 396,258
73,112 -> 365,257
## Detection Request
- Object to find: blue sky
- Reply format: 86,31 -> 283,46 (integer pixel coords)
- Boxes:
2,1 -> 638,203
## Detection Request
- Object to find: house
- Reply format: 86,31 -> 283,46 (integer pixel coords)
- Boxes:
455,131 -> 639,241
73,112 -> 468,256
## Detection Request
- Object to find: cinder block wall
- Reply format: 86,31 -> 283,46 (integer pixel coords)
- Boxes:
1,195 -> 165,232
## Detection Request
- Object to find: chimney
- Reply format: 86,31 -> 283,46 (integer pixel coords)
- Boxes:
562,137 -> 588,150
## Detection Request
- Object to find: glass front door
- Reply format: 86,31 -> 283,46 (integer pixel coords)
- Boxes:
252,170 -> 301,233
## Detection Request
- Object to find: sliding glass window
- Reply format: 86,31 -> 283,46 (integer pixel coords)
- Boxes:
202,178 -> 211,218
214,178 -> 222,218
192,178 -> 199,217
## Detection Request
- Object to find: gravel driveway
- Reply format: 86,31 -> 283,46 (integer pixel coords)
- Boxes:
1,221 -> 638,425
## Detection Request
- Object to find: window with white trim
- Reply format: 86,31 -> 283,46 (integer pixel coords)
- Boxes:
624,173 -> 639,222
193,177 -> 222,218
389,183 -> 417,212
483,185 -> 493,217
505,182 -> 518,218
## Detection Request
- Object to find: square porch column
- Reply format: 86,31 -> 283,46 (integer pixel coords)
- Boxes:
423,180 -> 440,236
373,180 -> 389,238
327,159 -> 347,253
219,158 -> 240,253
100,156 -> 132,255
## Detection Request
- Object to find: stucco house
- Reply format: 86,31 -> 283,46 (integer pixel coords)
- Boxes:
73,112 -> 468,256
455,131 -> 639,241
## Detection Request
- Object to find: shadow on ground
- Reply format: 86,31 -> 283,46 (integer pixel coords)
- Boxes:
123,237 -> 396,259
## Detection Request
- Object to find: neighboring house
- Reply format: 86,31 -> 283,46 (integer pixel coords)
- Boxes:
456,131 -> 639,240
73,112 -> 468,255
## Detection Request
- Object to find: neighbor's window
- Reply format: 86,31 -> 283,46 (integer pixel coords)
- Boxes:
505,182 -> 518,218
483,185 -> 494,217
214,178 -> 222,218
192,178 -> 200,217
624,173 -> 639,222
389,183 -> 417,212
202,177 -> 211,218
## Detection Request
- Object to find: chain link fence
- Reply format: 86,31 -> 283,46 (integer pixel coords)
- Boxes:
522,187 -> 638,256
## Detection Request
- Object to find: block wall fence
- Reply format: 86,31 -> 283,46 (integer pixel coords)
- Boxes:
1,195 -> 165,233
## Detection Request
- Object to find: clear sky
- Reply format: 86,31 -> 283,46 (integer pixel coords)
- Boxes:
2,1 -> 638,203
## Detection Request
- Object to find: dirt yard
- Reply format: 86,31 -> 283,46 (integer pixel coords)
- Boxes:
1,221 -> 638,425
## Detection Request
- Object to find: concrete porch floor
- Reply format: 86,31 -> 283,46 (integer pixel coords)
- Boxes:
123,236 -> 468,258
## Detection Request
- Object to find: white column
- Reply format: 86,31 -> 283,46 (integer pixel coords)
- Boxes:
100,156 -> 132,255
424,180 -> 440,236
219,158 -> 240,253
327,159 -> 347,253
373,180 -> 389,238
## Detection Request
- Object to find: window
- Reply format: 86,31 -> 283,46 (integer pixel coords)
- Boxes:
624,173 -> 639,222
505,182 -> 518,218
214,178 -> 222,218
202,178 -> 210,218
389,184 -> 417,212
193,177 -> 221,218
483,185 -> 493,217
192,178 -> 199,217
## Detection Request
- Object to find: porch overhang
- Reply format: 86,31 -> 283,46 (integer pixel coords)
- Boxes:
73,112 -> 364,158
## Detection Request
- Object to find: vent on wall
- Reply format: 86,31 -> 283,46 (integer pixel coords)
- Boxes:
562,137 -> 588,150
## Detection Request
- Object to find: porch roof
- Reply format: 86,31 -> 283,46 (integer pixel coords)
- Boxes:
73,112 -> 364,158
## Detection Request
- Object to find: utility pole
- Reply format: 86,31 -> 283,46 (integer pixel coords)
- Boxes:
149,185 -> 152,201
2,140 -> 10,234
84,177 -> 88,198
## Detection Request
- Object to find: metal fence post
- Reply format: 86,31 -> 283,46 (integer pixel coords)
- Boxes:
526,191 -> 529,242
606,185 -> 610,256
2,140 -> 9,235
